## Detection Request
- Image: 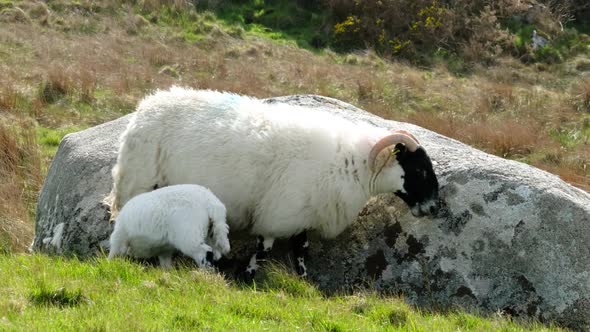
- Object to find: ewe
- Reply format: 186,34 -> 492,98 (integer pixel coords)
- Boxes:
108,184 -> 230,268
107,87 -> 439,278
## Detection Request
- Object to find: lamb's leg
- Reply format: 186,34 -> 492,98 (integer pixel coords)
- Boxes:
177,241 -> 214,269
196,244 -> 215,269
245,236 -> 274,281
292,231 -> 309,278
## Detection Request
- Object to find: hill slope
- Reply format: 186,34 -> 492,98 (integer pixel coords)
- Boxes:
0,254 -> 563,331
0,1 -> 587,329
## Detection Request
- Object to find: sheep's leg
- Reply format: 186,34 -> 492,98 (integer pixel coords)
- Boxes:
158,253 -> 173,269
205,250 -> 215,267
245,236 -> 274,280
292,231 -> 309,278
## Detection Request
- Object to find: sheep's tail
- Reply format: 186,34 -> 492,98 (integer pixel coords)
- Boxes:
103,112 -> 162,222
103,115 -> 132,222
208,205 -> 231,257
103,164 -> 121,222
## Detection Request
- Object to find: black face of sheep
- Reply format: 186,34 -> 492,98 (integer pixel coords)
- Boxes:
394,143 -> 440,217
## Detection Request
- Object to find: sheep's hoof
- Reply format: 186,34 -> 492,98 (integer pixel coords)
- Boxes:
296,265 -> 308,278
240,268 -> 256,284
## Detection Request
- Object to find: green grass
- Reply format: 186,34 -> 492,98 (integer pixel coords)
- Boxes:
503,18 -> 590,64
0,254 -> 561,331
29,282 -> 87,308
205,0 -> 329,49
140,6 -> 243,43
0,0 -> 13,9
139,0 -> 328,48
37,125 -> 84,158
0,232 -> 12,255
0,2 -> 587,327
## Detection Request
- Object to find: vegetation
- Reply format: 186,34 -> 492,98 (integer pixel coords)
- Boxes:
0,0 -> 588,328
0,254 -> 564,331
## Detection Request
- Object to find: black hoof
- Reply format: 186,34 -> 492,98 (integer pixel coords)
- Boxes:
239,268 -> 256,284
206,251 -> 214,266
296,263 -> 308,278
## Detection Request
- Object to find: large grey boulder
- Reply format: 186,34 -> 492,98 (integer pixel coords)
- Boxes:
33,95 -> 590,330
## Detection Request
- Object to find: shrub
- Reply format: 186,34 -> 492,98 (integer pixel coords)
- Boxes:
325,0 -> 581,65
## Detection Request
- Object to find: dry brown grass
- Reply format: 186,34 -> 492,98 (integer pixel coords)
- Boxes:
39,64 -> 73,104
0,86 -> 19,113
479,83 -> 515,114
407,113 -> 544,157
0,119 -> 40,252
571,79 -> 590,113
538,148 -> 590,192
139,0 -> 192,13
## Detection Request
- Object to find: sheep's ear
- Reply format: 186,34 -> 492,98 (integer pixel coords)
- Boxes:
393,143 -> 407,161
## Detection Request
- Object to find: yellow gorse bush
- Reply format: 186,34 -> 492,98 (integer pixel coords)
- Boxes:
334,15 -> 360,34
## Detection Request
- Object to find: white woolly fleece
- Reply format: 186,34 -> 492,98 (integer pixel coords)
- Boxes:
109,87 -> 407,239
108,184 -> 230,268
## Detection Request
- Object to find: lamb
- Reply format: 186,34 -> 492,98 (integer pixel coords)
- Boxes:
106,87 -> 439,278
108,184 -> 231,269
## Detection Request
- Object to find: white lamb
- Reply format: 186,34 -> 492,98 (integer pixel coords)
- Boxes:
108,184 -> 231,268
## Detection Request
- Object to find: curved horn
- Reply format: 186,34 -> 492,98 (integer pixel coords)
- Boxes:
393,130 -> 419,144
368,133 -> 419,172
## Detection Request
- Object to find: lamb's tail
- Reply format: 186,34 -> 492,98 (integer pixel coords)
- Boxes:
108,226 -> 129,259
208,205 -> 231,258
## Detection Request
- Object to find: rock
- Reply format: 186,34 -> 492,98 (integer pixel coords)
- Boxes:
32,95 -> 590,330
0,7 -> 30,24
33,117 -> 130,256
532,30 -> 548,50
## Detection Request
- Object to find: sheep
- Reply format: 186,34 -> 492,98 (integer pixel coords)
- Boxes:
106,87 -> 439,278
108,183 -> 231,269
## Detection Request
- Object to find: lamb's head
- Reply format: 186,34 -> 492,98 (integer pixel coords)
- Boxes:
369,131 -> 439,217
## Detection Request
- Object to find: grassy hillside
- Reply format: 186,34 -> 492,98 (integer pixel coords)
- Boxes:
0,0 -> 588,244
0,0 -> 589,252
0,254 -> 563,331
0,1 -> 587,329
